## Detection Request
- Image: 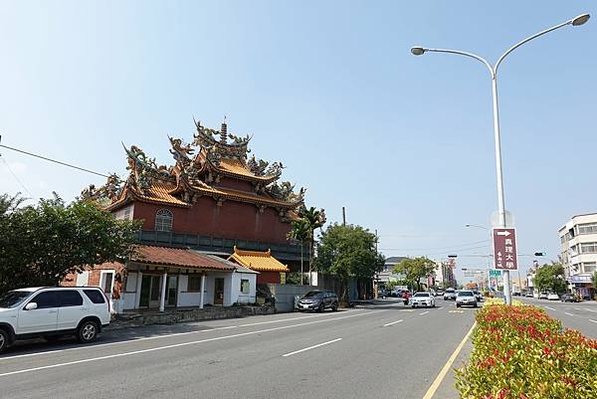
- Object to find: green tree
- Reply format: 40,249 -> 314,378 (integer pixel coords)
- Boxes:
315,223 -> 384,303
288,206 -> 326,285
287,218 -> 310,284
393,257 -> 436,292
533,262 -> 567,294
0,193 -> 141,294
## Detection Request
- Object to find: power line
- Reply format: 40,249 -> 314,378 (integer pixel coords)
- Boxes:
0,156 -> 33,197
0,135 -> 110,178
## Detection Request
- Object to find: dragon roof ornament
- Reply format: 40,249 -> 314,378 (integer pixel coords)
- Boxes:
192,118 -> 251,162
123,143 -> 171,192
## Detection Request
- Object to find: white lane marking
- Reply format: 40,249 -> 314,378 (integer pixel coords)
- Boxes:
435,306 -> 443,310
282,338 -> 342,357
0,311 -> 361,361
585,309 -> 597,314
589,319 -> 597,324
422,322 -> 476,399
0,311 -> 374,377
564,312 -> 574,317
419,311 -> 429,316
545,306 -> 556,311
383,319 -> 404,327
574,307 -> 582,311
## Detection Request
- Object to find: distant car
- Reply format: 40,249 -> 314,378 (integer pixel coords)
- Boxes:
297,290 -> 338,312
525,291 -> 534,298
473,290 -> 483,302
538,292 -> 548,300
560,293 -> 578,303
410,292 -> 435,308
0,286 -> 111,353
547,293 -> 559,301
443,288 -> 457,300
434,290 -> 444,297
512,291 -> 521,296
456,290 -> 478,308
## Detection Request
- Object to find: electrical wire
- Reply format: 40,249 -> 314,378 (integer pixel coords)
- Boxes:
0,140 -> 110,178
0,155 -> 33,197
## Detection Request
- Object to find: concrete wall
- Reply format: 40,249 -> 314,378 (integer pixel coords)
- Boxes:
267,284 -> 314,312
232,272 -> 257,304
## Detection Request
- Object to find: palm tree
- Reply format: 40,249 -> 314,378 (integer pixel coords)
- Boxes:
288,218 -> 310,284
299,207 -> 326,285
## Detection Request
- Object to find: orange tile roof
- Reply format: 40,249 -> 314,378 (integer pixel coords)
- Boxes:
131,245 -> 235,271
136,182 -> 189,207
228,246 -> 289,273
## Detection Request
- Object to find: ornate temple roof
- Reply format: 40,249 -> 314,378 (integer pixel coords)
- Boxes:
85,119 -> 305,215
228,246 -> 290,273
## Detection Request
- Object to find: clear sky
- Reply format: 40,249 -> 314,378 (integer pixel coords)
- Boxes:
1,1 -> 595,282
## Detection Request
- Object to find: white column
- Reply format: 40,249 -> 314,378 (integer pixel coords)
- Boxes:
159,271 -> 168,312
199,274 -> 206,309
135,271 -> 143,309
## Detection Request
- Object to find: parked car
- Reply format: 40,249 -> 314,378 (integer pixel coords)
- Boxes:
538,292 -> 548,299
456,290 -> 478,308
410,292 -> 435,308
547,293 -> 559,301
443,288 -> 457,300
525,291 -> 534,298
560,293 -> 578,303
297,290 -> 338,312
0,286 -> 111,353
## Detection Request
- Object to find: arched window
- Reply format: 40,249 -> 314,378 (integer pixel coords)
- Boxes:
155,209 -> 173,232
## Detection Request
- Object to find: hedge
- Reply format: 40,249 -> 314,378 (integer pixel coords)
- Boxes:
455,303 -> 597,398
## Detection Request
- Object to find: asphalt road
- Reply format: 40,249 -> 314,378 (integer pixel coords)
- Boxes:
519,296 -> 597,338
0,298 -> 476,399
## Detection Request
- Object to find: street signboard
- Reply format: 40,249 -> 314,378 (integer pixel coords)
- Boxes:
488,269 -> 502,277
492,228 -> 518,270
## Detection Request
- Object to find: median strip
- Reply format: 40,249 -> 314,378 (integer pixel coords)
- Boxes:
281,338 -> 342,357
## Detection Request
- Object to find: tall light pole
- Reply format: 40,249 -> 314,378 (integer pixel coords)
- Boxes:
411,14 -> 590,305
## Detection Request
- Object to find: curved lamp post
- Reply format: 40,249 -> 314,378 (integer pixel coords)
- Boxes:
411,14 -> 590,305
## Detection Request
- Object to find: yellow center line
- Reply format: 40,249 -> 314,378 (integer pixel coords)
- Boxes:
422,321 -> 476,399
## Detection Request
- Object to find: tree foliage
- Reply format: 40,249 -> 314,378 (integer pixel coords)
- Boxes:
0,193 -> 141,294
533,262 -> 567,294
287,205 -> 326,284
315,223 -> 384,301
393,257 -> 437,292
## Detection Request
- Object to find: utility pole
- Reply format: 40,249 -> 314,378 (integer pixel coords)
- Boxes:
342,206 -> 346,226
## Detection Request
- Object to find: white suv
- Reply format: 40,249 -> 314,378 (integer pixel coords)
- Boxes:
0,287 -> 111,353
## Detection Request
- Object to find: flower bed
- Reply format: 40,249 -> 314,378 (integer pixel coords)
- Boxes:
455,303 -> 597,398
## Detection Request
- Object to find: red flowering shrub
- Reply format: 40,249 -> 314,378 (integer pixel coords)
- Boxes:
455,304 -> 597,398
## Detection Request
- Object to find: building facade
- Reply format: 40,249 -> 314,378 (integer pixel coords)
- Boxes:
559,213 -> 597,299
74,120 -> 313,311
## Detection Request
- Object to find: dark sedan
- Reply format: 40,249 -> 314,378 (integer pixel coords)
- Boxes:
297,290 -> 339,312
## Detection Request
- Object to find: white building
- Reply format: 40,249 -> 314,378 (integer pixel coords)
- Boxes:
559,213 -> 597,299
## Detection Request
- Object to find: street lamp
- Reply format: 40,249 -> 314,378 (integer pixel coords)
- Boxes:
411,14 -> 589,305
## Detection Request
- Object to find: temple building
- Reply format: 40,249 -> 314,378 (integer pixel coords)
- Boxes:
75,120 -> 316,312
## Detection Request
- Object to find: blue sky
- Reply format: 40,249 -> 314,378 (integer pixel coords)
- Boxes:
1,1 -> 595,281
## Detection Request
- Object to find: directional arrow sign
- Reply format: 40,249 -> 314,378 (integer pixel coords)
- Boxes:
493,228 -> 517,270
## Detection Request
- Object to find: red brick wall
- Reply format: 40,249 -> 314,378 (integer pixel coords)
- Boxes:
215,176 -> 253,192
257,271 -> 282,284
61,263 -> 126,299
133,198 -> 292,244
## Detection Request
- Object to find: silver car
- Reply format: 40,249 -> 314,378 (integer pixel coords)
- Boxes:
456,290 -> 478,308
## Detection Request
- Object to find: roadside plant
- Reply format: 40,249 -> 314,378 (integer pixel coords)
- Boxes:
455,304 -> 597,398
